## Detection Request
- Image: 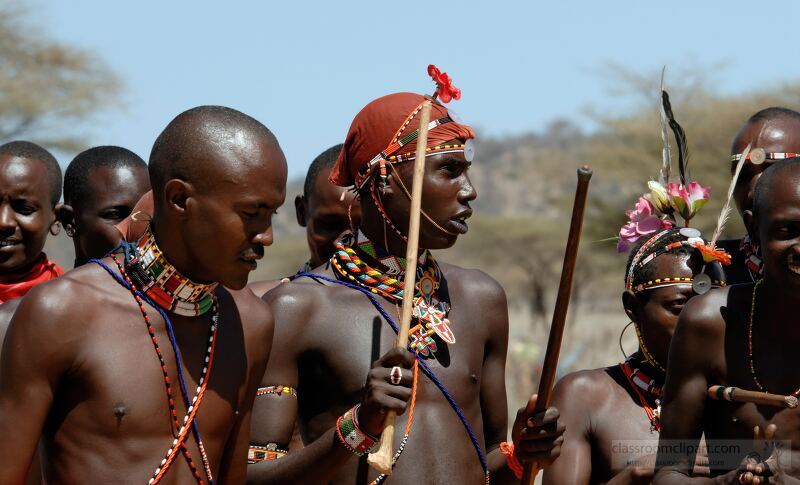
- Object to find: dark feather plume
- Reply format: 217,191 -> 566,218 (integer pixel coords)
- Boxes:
661,90 -> 689,185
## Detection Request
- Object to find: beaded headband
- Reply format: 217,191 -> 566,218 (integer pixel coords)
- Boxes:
625,227 -> 727,295
730,148 -> 800,165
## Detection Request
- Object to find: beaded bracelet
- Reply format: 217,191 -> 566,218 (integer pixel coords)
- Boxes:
336,405 -> 378,456
247,444 -> 288,463
500,441 -> 524,479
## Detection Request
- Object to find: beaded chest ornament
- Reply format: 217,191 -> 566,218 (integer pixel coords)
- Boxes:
332,232 -> 455,359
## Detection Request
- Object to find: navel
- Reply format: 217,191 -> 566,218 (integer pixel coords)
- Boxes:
113,402 -> 128,423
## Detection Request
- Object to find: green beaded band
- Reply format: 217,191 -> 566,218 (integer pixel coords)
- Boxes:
335,405 -> 378,456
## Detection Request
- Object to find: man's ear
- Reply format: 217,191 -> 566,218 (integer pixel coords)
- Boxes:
743,209 -> 759,246
56,204 -> 76,237
622,290 -> 641,323
163,179 -> 193,217
295,195 -> 307,227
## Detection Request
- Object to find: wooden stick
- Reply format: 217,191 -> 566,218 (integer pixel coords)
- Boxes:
521,166 -> 593,485
708,385 -> 798,409
367,101 -> 433,475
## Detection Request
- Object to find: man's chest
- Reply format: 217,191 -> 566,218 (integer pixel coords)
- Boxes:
298,295 -> 487,401
54,308 -> 244,444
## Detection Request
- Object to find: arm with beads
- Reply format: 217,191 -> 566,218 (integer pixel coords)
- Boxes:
246,289 -> 415,485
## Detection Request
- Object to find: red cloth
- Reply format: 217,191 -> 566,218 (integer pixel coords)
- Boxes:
116,190 -> 153,243
0,254 -> 64,303
330,92 -> 475,187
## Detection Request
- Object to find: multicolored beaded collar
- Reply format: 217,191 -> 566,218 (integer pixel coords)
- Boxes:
332,232 -> 456,358
125,225 -> 218,317
620,358 -> 662,433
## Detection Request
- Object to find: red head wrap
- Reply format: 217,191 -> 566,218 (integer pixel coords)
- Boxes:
329,92 -> 475,187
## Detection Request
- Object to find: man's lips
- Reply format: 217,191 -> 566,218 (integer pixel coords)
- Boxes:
0,239 -> 22,250
448,210 -> 473,234
240,249 -> 263,270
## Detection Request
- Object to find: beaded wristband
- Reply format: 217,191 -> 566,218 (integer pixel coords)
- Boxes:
336,405 -> 378,456
500,441 -> 524,479
247,444 -> 288,463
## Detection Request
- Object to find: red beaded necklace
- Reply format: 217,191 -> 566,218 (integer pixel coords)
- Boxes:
620,360 -> 662,433
111,254 -> 219,484
747,280 -> 800,397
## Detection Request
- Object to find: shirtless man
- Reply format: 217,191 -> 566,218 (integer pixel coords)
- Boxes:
248,88 -> 563,484
249,143 -> 360,297
0,105 -> 285,483
545,228 -> 723,484
719,107 -> 800,285
59,145 -> 151,267
654,158 -> 800,483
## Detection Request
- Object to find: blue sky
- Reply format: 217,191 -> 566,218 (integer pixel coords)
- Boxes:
37,0 -> 800,178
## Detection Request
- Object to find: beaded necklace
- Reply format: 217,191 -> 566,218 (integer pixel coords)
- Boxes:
331,233 -> 456,357
110,253 -> 219,484
740,235 -> 763,282
632,323 -> 666,374
126,226 -> 217,317
747,280 -> 800,397
620,359 -> 663,433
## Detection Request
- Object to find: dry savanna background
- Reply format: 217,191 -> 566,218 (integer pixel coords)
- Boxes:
4,5 -> 799,420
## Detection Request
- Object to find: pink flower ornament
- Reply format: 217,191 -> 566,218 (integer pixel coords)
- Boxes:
617,197 -> 674,252
667,182 -> 710,223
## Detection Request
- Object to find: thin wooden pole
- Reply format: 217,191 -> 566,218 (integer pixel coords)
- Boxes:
367,101 -> 433,475
521,166 -> 593,484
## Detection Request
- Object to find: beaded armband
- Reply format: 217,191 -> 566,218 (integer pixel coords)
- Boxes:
248,444 -> 288,463
336,405 -> 378,456
256,385 -> 297,398
500,441 -> 524,479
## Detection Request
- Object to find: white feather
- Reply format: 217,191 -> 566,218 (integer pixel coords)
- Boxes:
711,144 -> 751,248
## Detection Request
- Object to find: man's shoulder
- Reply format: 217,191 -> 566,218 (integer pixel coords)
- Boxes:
227,286 -> 273,327
7,263 -> 115,340
555,368 -> 615,399
677,285 -> 741,340
17,263 -> 112,315
439,262 -> 506,302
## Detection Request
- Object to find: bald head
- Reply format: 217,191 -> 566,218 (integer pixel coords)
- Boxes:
753,156 -> 800,219
731,107 -> 800,158
148,105 -> 280,196
146,105 -> 287,290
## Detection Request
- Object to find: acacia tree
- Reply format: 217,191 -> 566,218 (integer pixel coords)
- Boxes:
0,3 -> 119,151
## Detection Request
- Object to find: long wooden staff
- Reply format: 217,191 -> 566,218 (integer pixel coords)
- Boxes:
521,165 -> 593,485
367,100 -> 433,475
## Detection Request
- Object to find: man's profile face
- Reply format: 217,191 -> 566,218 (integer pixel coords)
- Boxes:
183,141 -> 287,290
72,165 -> 150,262
385,138 -> 477,250
731,119 -> 800,216
754,170 -> 800,291
0,154 -> 56,273
298,167 -> 360,267
633,253 -> 723,359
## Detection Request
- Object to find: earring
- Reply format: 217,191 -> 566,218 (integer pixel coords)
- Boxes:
65,224 -> 76,237
49,221 -> 62,236
619,321 -> 634,360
